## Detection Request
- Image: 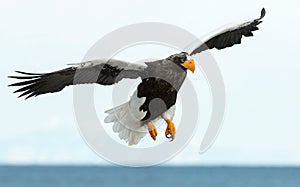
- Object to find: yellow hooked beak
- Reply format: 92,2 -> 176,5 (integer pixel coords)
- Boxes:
182,59 -> 195,73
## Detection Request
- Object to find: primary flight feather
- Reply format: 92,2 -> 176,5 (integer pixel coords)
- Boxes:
9,8 -> 266,145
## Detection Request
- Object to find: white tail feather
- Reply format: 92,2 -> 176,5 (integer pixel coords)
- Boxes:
104,91 -> 148,145
104,91 -> 176,145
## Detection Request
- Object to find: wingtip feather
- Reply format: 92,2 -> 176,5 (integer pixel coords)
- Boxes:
15,70 -> 42,75
260,8 -> 266,20
25,93 -> 36,100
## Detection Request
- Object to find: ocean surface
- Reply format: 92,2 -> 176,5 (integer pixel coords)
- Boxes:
0,166 -> 299,187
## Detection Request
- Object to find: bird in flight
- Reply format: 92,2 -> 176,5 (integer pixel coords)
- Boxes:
9,8 -> 266,145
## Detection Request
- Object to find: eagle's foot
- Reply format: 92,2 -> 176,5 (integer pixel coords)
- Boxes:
165,119 -> 176,141
148,122 -> 157,141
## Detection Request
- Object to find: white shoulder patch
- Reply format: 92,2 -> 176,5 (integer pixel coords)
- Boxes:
68,59 -> 147,71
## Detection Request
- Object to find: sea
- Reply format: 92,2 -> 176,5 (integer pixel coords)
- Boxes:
0,166 -> 299,187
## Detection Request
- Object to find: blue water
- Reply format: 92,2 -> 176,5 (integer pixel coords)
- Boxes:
0,166 -> 299,187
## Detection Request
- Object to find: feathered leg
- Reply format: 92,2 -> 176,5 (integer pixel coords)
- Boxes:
148,122 -> 158,141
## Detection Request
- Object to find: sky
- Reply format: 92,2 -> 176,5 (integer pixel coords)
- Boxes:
1,0 -> 300,166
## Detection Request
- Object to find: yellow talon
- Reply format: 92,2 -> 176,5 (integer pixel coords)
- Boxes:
148,122 -> 157,141
165,119 -> 176,141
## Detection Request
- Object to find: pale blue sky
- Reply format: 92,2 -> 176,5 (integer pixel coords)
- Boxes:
1,0 -> 300,165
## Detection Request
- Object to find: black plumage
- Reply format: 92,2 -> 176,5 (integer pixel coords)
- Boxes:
9,8 -> 266,125
190,8 -> 265,55
8,61 -> 142,99
9,53 -> 189,122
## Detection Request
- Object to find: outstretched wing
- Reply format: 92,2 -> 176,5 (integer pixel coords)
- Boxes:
190,8 -> 266,55
8,59 -> 146,99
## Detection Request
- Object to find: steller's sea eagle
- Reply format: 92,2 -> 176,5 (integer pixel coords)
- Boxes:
9,8 -> 266,145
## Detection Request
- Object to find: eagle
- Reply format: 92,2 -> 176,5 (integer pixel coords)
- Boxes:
9,8 -> 266,145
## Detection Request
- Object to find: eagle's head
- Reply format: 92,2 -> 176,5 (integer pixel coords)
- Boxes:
167,52 -> 195,73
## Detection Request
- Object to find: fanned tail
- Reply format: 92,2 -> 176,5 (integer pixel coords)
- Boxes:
104,91 -> 147,145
